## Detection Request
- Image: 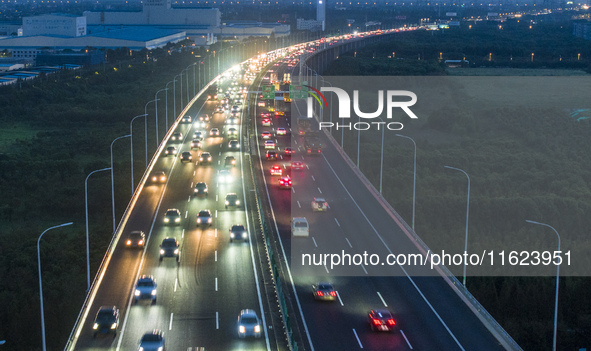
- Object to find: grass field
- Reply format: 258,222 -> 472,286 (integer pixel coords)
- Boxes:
0,123 -> 41,153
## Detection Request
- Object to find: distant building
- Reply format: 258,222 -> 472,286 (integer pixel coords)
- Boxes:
297,18 -> 322,31
316,0 -> 326,31
36,52 -> 104,66
22,14 -> 86,37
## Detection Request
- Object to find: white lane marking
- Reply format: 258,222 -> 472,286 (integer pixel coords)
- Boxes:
215,277 -> 218,291
306,164 -> 310,169
174,278 -> 178,292
377,292 -> 388,307
360,264 -> 368,275
185,211 -> 188,219
169,313 -> 174,330
215,210 -> 218,218
312,237 -> 318,247
352,329 -> 363,348
336,291 -> 344,306
401,330 -> 413,349
311,175 -> 316,181
216,194 -> 218,201
193,171 -> 195,176
182,229 -> 185,239
321,153 -> 466,350
187,196 -> 191,202
292,187 -> 295,194
215,250 -> 217,262
190,181 -> 194,188
334,218 -> 340,227
216,311 -> 219,330
317,187 -> 322,194
345,237 -> 353,248
297,201 -> 301,208
214,228 -> 217,238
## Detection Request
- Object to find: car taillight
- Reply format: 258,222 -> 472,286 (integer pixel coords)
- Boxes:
307,150 -> 312,153
372,318 -> 382,326
330,291 -> 337,297
316,291 -> 323,297
387,319 -> 396,326
126,240 -> 131,245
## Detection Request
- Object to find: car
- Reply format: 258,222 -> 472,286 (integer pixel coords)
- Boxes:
226,116 -> 238,125
190,139 -> 202,149
193,131 -> 204,140
227,127 -> 238,138
312,197 -> 329,211
284,147 -> 294,156
291,217 -> 309,237
215,106 -> 224,113
291,161 -> 305,170
209,128 -> 220,136
159,237 -> 180,262
266,150 -> 278,161
218,169 -> 233,183
270,165 -> 282,176
134,275 -> 157,304
199,114 -> 211,121
164,146 -> 177,156
125,231 -> 146,248
312,283 -> 337,301
368,309 -> 397,332
138,330 -> 165,351
195,120 -> 207,129
264,140 -> 275,149
274,110 -> 285,117
228,140 -> 240,149
262,118 -> 272,127
261,131 -> 272,139
193,182 -> 208,197
229,224 -> 247,242
92,306 -> 119,338
257,101 -> 266,107
180,151 -> 192,163
225,193 -> 240,209
163,209 -> 181,225
171,132 -> 183,142
151,171 -> 167,183
231,105 -> 240,113
260,112 -> 270,118
276,127 -> 287,136
199,152 -> 212,164
181,115 -> 191,123
279,176 -> 291,189
196,209 -> 213,226
237,309 -> 262,338
224,155 -> 236,167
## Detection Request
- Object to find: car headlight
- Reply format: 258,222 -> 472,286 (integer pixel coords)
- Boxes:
194,189 -> 198,193
111,323 -> 117,329
174,249 -> 179,254
236,200 -> 240,205
164,218 -> 169,222
126,240 -> 131,245
151,289 -> 157,296
199,158 -> 203,161
157,347 -> 163,351
160,249 -> 165,255
230,233 -> 235,238
93,323 -> 98,330
207,218 -> 212,223
225,201 -> 229,205
135,289 -> 141,296
254,325 -> 261,333
152,177 -> 157,181
175,218 -> 180,222
160,177 -> 166,181
239,325 -> 246,334
138,240 -> 144,245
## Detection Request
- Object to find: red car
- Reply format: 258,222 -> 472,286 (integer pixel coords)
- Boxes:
284,147 -> 294,156
291,161 -> 305,170
279,176 -> 291,189
270,165 -> 282,176
368,309 -> 396,332
260,112 -> 270,118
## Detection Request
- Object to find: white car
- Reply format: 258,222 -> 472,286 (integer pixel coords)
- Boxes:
291,217 -> 309,237
237,310 -> 262,338
134,275 -> 157,304
138,330 -> 165,351
264,140 -> 275,149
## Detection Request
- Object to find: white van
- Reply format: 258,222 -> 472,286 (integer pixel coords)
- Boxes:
291,217 -> 309,237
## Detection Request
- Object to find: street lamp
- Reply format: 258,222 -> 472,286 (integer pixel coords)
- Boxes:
443,165 -> 470,286
155,90 -> 166,146
111,134 -> 131,233
84,167 -> 110,291
130,114 -> 147,192
396,134 -> 417,230
165,81 -> 174,130
38,222 -> 74,351
525,220 -> 561,351
144,99 -> 158,167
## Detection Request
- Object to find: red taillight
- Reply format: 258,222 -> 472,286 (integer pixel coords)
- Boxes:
330,291 -> 337,297
307,150 -> 312,153
387,319 -> 396,326
316,291 -> 323,297
138,240 -> 144,245
318,149 -> 321,153
126,240 -> 131,245
372,318 -> 382,326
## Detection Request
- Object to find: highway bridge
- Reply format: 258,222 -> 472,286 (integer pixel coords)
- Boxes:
64,30 -> 521,351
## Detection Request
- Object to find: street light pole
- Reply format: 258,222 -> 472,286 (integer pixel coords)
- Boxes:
525,220 -> 561,351
111,134 -> 131,233
165,81 -> 174,131
444,165 -> 470,286
84,167 -> 110,291
396,134 -> 417,230
144,99 -> 158,167
130,114 -> 147,192
38,222 -> 74,351
155,90 -> 166,147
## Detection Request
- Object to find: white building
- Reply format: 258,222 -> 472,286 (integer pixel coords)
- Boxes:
297,18 -> 322,31
23,14 -> 86,37
316,0 -> 326,31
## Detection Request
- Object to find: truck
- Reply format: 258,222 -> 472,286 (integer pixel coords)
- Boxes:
304,133 -> 322,154
297,116 -> 312,135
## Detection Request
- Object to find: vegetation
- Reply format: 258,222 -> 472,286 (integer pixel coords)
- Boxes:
324,23 -> 591,350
